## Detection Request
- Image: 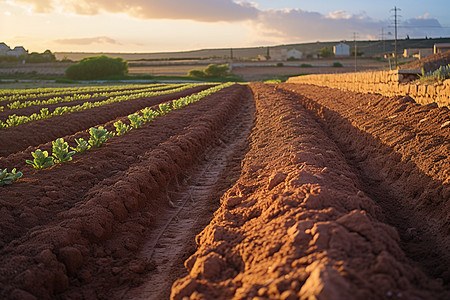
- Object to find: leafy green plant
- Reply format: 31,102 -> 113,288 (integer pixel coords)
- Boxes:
114,120 -> 131,135
52,138 -> 75,164
0,168 -> 23,186
70,138 -> 91,153
141,108 -> 159,122
332,62 -> 343,67
158,103 -> 172,116
40,108 -> 49,117
26,149 -> 54,169
128,114 -> 143,129
88,126 -> 114,147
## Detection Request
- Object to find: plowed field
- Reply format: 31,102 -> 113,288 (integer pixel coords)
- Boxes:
1,82 -> 449,300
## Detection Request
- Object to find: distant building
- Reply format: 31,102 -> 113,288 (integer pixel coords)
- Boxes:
434,43 -> 450,54
0,42 -> 11,55
0,43 -> 28,57
287,49 -> 303,60
7,46 -> 28,57
257,54 -> 269,61
403,48 -> 433,59
333,42 -> 350,56
270,48 -> 288,61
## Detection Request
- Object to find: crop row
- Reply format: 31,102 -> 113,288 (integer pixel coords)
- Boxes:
5,83 -> 187,110
0,83 -> 210,129
0,82 -> 234,186
0,83 -> 168,101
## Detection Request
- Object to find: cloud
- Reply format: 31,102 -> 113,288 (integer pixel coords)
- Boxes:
9,1 -> 450,43
13,0 -> 259,22
400,15 -> 449,38
252,9 -> 384,43
54,36 -> 121,46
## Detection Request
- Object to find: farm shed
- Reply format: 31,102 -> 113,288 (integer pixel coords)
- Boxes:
333,42 -> 350,56
287,49 -> 303,60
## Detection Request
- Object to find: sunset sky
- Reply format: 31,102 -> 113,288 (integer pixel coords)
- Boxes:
1,0 -> 449,53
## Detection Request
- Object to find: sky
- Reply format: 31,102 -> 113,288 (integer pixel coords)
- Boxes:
1,0 -> 449,53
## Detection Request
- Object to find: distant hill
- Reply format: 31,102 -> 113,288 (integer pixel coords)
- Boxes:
55,37 -> 450,61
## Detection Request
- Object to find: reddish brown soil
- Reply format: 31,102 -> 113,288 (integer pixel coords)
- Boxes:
0,86 -> 210,157
0,84 -> 249,299
171,83 -> 449,299
2,82 -> 449,300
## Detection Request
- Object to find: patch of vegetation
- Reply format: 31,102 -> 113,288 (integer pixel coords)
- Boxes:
332,62 -> 343,67
300,63 -> 313,68
318,47 -> 334,58
275,63 -> 284,67
418,64 -> 450,83
65,55 -> 128,80
187,63 -> 233,79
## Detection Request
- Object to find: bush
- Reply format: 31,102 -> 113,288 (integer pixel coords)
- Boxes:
275,62 -> 284,67
188,64 -> 229,78
65,55 -> 128,80
188,69 -> 206,77
300,63 -> 312,68
332,62 -> 343,67
204,64 -> 229,77
319,47 -> 334,58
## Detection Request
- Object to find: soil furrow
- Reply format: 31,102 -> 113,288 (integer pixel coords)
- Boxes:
279,83 -> 450,284
118,87 -> 254,300
0,85 -> 210,157
171,82 -> 448,300
0,84 -> 248,299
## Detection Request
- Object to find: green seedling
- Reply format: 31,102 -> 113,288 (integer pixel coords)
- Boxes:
141,108 -> 159,123
70,138 -> 91,153
158,103 -> 172,116
114,120 -> 130,135
128,114 -> 143,129
52,138 -> 75,164
0,168 -> 23,187
88,126 -> 114,148
26,149 -> 54,169
40,108 -> 49,117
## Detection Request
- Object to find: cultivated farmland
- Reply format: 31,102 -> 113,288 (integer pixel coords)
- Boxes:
0,81 -> 449,300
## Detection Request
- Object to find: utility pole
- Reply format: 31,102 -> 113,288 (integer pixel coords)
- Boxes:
354,33 -> 357,72
230,48 -> 233,60
391,6 -> 401,69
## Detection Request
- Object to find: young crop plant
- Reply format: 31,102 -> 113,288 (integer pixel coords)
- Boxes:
141,108 -> 159,123
52,138 -> 76,164
26,149 -> 55,169
70,138 -> 91,153
128,114 -> 143,129
114,120 -> 131,135
158,103 -> 172,116
0,168 -> 23,187
88,126 -> 114,147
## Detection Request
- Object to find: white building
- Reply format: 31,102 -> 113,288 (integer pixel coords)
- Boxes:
7,46 -> 28,57
333,42 -> 350,56
434,43 -> 450,54
0,42 -> 11,56
287,49 -> 303,60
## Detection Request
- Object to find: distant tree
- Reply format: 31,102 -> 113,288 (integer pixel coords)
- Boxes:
318,47 -> 334,58
187,69 -> 206,77
350,49 -> 364,56
65,55 -> 128,80
26,50 -> 56,63
204,64 -> 229,77
188,64 -> 229,78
